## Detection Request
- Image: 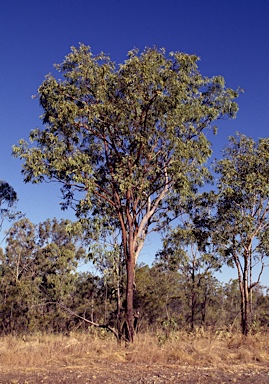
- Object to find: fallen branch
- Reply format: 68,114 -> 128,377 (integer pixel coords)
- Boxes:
33,301 -> 125,341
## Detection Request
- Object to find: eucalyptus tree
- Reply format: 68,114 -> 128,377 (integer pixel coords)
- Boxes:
156,202 -> 221,330
89,231 -> 126,332
0,218 -> 37,332
34,218 -> 85,331
0,217 -> 85,333
13,45 -> 238,341
213,134 -> 269,335
135,263 -> 181,330
35,218 -> 84,302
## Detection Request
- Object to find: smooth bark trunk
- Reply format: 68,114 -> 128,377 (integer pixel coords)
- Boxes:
234,250 -> 250,336
126,257 -> 135,342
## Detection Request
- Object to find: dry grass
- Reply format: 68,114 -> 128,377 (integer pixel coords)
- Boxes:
0,329 -> 268,371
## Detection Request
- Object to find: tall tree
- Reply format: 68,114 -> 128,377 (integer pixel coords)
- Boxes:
213,134 -> 269,335
13,45 -> 238,341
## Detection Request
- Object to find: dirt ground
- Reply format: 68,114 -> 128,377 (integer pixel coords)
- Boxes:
0,363 -> 269,384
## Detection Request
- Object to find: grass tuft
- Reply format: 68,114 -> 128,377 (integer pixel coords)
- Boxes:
0,330 -> 268,370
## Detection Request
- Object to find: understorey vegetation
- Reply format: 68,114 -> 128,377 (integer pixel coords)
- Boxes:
0,217 -> 268,337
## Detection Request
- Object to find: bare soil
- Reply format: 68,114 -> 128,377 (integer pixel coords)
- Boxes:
0,362 -> 269,384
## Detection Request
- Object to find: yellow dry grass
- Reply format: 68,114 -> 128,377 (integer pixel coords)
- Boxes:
0,329 -> 268,371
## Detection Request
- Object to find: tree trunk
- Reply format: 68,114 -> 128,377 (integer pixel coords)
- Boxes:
238,274 -> 250,336
201,290 -> 207,325
116,279 -> 122,344
243,270 -> 249,336
125,257 -> 135,342
238,281 -> 245,333
234,251 -> 250,336
191,268 -> 195,330
249,254 -> 253,327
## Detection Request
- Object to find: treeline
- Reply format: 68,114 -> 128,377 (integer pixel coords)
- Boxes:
0,217 -> 268,335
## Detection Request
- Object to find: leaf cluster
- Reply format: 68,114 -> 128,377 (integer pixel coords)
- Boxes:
13,45 -> 239,237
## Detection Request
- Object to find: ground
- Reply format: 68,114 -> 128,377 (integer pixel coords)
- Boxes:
1,332 -> 269,383
1,363 -> 269,383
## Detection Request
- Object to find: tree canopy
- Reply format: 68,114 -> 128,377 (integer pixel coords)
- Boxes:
213,133 -> 269,335
13,45 -> 239,341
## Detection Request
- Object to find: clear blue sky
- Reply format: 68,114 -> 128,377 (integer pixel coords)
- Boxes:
0,0 -> 269,280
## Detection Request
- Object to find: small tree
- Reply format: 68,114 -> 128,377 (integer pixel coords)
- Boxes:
156,205 -> 221,330
88,229 -> 126,336
13,45 -> 238,341
0,218 -> 85,333
213,134 -> 269,335
135,263 -> 181,331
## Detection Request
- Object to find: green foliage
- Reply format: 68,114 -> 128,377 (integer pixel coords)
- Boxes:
134,264 -> 248,332
213,133 -> 269,334
13,44 -> 239,263
155,195 -> 222,329
0,180 -> 19,232
0,217 -> 85,333
134,264 -> 180,328
213,133 -> 269,281
0,180 -> 17,207
12,45 -> 239,340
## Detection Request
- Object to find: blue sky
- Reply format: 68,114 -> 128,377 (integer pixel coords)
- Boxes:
0,0 -> 269,281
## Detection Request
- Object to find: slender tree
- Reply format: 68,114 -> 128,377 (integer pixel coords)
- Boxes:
213,134 -> 269,335
13,45 -> 238,341
87,228 -> 126,337
156,205 -> 221,330
135,263 -> 181,334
